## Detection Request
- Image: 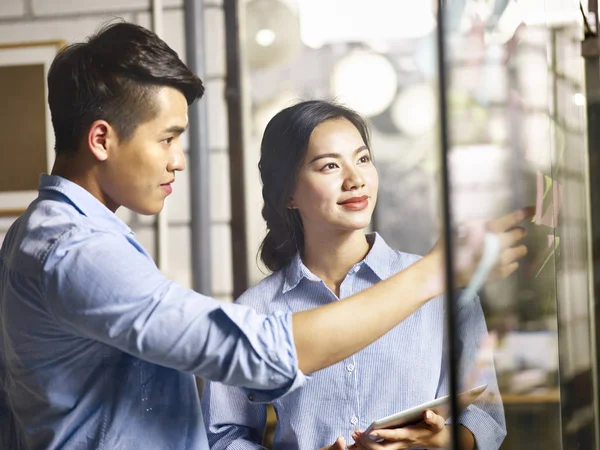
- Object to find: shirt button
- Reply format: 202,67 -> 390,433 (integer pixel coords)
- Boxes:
346,364 -> 355,372
269,351 -> 279,362
248,393 -> 255,401
352,266 -> 360,274
350,416 -> 358,425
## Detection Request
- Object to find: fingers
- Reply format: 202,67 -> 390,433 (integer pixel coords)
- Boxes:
494,261 -> 519,279
497,226 -> 527,249
350,432 -> 380,450
423,410 -> 445,431
350,417 -> 450,450
487,206 -> 535,233
353,434 -> 396,450
491,233 -> 528,280
326,437 -> 346,450
353,426 -> 424,449
498,243 -> 528,266
352,429 -> 385,450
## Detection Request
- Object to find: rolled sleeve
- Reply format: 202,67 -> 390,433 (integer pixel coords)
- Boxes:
41,228 -> 305,394
217,303 -> 308,399
460,403 -> 507,450
244,367 -> 307,404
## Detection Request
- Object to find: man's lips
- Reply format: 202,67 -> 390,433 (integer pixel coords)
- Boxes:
161,181 -> 174,195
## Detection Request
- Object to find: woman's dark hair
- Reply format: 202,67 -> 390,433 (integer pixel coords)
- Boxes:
259,100 -> 371,272
47,20 -> 204,154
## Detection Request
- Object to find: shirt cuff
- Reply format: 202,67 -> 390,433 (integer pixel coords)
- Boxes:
457,404 -> 507,450
218,303 -> 307,392
243,369 -> 311,404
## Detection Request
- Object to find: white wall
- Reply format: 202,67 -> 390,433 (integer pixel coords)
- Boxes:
0,0 -> 233,300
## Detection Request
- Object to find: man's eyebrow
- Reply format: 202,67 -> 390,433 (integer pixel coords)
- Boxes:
308,145 -> 369,164
163,125 -> 188,134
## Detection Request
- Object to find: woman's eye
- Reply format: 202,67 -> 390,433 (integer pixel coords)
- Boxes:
359,155 -> 371,163
321,163 -> 338,171
162,137 -> 174,145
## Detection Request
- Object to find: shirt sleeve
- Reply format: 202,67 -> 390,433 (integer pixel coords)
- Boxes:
436,294 -> 507,450
201,380 -> 269,450
41,228 -> 306,396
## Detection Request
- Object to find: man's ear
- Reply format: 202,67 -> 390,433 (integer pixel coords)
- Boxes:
87,120 -> 115,162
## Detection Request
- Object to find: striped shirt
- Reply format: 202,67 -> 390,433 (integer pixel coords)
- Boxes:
202,233 -> 506,450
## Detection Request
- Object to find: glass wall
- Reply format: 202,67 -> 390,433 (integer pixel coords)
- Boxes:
234,0 -> 599,448
442,0 -> 598,449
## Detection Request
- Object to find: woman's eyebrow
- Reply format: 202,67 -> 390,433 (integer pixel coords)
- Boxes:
308,145 -> 368,164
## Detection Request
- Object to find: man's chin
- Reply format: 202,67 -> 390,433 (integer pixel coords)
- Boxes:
128,202 -> 164,216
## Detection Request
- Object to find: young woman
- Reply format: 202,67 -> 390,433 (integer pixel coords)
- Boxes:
201,100 -> 516,450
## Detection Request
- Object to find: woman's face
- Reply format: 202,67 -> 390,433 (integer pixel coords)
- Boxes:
290,118 -> 379,236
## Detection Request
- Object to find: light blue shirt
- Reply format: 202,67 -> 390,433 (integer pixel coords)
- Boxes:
0,175 -> 305,450
202,233 -> 506,450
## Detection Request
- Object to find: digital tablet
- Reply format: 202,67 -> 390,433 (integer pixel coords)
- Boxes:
365,384 -> 488,433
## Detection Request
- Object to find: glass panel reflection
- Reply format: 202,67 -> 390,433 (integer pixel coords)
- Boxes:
442,1 -> 598,449
236,1 -> 598,449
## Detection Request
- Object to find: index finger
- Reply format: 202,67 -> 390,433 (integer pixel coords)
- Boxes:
355,434 -> 385,450
487,206 -> 535,233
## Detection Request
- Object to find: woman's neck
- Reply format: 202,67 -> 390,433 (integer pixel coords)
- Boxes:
301,229 -> 371,297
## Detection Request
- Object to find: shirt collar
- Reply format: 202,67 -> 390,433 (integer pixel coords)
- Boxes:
362,232 -> 393,281
38,174 -> 133,235
282,232 -> 394,294
282,252 -> 320,294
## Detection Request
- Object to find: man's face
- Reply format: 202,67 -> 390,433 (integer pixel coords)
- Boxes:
100,86 -> 188,215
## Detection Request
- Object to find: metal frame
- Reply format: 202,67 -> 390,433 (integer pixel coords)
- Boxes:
223,0 -> 250,298
184,0 -> 213,295
435,1 -> 462,448
581,2 -> 600,448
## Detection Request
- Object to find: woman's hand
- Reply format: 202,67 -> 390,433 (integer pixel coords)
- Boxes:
319,436 -> 347,450
426,206 -> 534,290
348,410 -> 450,450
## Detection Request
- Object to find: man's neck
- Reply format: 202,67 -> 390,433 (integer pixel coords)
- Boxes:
301,229 -> 371,297
51,156 -> 118,212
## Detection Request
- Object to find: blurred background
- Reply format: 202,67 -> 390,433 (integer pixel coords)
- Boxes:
1,0 -> 599,448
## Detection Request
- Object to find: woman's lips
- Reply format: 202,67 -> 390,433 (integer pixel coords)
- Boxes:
339,196 -> 368,211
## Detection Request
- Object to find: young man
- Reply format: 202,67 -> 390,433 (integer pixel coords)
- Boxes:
0,22 -> 528,450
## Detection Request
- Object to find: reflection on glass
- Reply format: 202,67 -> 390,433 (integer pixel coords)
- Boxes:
443,1 -> 598,449
236,1 -> 598,449
241,3 -> 455,449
